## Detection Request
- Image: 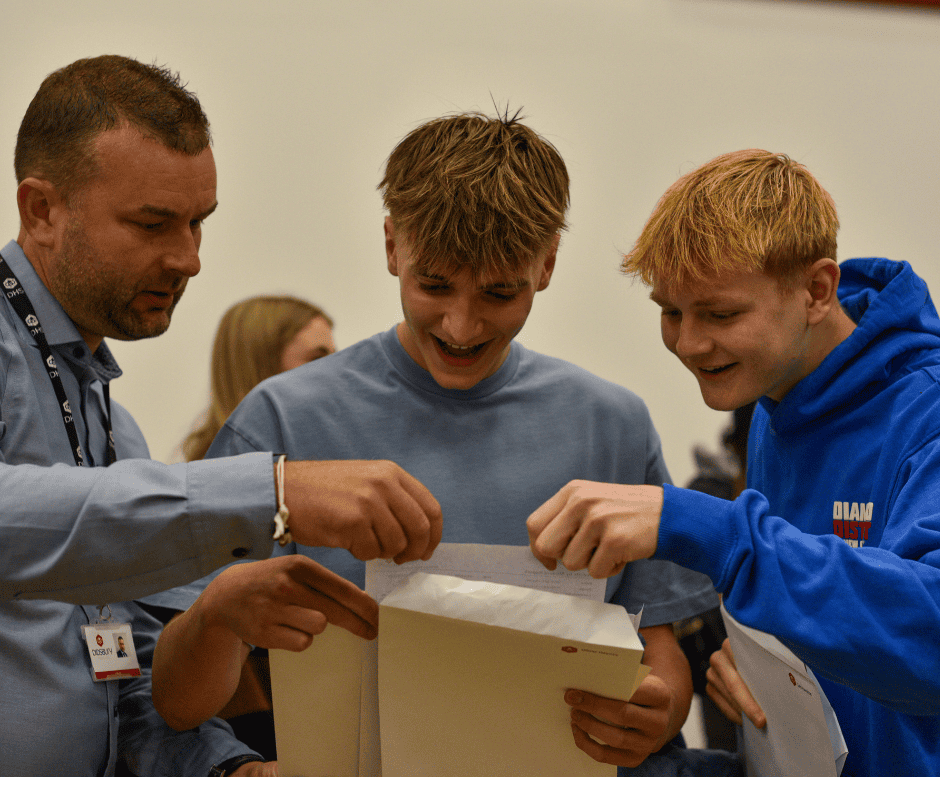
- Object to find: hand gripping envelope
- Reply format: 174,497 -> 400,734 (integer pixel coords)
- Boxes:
378,572 -> 648,776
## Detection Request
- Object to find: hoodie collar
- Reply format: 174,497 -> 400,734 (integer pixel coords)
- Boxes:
767,258 -> 940,431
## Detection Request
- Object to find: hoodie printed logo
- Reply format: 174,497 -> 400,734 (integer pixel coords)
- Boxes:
832,501 -> 872,547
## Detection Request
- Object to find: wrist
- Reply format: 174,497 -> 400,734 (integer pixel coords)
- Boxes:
188,578 -> 250,651
208,754 -> 264,776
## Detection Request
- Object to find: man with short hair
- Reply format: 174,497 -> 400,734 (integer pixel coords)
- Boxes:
2,54 -> 440,776
156,111 -> 720,773
528,149 -> 940,775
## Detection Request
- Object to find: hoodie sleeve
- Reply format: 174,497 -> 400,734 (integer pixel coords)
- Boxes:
656,482 -> 940,716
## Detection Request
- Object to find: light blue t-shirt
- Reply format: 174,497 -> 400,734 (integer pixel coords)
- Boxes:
187,327 -> 718,626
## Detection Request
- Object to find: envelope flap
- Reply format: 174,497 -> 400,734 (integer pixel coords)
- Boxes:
380,572 -> 641,650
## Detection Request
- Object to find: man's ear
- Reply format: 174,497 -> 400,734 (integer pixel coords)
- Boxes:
804,258 -> 841,327
384,216 -> 400,277
17,178 -> 65,250
536,234 -> 560,292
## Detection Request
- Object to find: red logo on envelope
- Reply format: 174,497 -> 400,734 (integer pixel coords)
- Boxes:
561,646 -> 578,653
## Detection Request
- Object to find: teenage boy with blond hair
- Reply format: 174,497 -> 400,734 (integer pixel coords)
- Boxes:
153,111 -> 719,774
528,149 -> 940,775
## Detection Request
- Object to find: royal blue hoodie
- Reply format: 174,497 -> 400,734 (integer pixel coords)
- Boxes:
657,258 -> 940,776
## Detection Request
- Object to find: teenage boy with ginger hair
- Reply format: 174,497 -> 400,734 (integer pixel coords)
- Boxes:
151,111 -> 720,775
529,149 -> 940,776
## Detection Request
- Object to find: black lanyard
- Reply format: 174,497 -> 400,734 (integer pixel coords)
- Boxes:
0,253 -> 116,467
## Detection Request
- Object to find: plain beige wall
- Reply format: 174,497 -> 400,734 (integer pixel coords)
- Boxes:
2,0 -> 939,488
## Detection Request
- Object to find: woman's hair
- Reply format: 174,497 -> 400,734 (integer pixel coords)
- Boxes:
182,295 -> 332,460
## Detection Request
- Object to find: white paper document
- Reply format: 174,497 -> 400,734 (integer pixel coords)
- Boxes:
720,603 -> 848,776
365,542 -> 608,602
270,544 -> 643,776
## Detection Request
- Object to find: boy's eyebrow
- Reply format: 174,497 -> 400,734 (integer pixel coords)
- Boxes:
484,277 -> 530,290
415,268 -> 530,290
650,290 -> 741,308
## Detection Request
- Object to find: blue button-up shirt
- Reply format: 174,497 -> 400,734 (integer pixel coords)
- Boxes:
0,240 -> 276,775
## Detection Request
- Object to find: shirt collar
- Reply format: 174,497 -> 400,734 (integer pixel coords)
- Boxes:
1,239 -> 123,383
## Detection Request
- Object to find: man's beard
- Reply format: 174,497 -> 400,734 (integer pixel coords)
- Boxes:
49,220 -> 184,343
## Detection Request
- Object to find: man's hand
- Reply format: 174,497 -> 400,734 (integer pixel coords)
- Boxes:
565,674 -> 675,769
228,760 -> 278,776
197,554 -> 379,650
527,481 -> 663,578
706,637 -> 766,728
284,460 -> 442,564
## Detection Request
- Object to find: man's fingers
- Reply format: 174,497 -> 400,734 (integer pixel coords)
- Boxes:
383,485 -> 431,564
283,460 -> 442,563
396,471 -> 443,560
363,504 -> 409,561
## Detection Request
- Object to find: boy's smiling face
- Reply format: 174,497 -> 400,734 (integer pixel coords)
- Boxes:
386,218 -> 556,390
652,268 -> 815,410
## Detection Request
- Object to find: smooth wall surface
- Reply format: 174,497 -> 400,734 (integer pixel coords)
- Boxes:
2,0 -> 939,488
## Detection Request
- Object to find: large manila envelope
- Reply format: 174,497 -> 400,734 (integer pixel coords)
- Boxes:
378,572 -> 649,776
270,545 -> 615,775
269,628 -> 380,776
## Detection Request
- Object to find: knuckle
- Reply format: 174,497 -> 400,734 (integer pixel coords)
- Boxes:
387,533 -> 408,555
351,540 -> 381,561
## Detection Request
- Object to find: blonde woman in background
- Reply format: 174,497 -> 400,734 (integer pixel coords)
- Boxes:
182,295 -> 336,462
173,295 -> 336,761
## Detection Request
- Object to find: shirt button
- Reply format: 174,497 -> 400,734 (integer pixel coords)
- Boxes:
232,547 -> 249,558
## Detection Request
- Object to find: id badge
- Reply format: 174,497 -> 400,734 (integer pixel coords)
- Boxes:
82,615 -> 142,682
